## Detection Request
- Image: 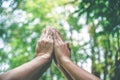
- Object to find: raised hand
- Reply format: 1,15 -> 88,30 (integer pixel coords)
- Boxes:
36,28 -> 53,57
0,28 -> 54,80
51,29 -> 72,80
53,29 -> 71,63
0,27 -> 100,80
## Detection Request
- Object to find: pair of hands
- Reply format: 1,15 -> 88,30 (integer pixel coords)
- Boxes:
36,27 -> 70,64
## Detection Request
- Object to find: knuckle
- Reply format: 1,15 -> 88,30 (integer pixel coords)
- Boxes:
44,40 -> 49,43
38,40 -> 44,45
45,40 -> 53,44
38,40 -> 41,44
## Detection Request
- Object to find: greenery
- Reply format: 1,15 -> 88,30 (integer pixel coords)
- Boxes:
0,0 -> 120,80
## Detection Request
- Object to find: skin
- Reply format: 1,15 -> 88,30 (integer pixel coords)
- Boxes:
53,29 -> 100,80
0,27 -> 100,80
52,29 -> 73,80
0,28 -> 53,80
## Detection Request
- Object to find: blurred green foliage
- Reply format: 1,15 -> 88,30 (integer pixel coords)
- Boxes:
0,0 -> 120,80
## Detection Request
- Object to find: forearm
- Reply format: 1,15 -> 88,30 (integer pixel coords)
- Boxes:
56,65 -> 73,80
60,57 -> 100,80
0,54 -> 51,80
29,56 -> 52,80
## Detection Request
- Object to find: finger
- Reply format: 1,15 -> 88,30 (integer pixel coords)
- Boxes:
55,31 -> 64,45
53,30 -> 59,46
53,28 -> 63,41
46,28 -> 53,42
53,30 -> 58,43
39,28 -> 46,40
44,27 -> 53,39
55,30 -> 63,41
51,28 -> 60,40
65,42 -> 71,57
42,28 -> 48,38
48,28 -> 53,39
66,42 -> 69,48
54,31 -> 62,41
52,28 -> 64,46
41,28 -> 53,45
56,30 -> 63,41
66,42 -> 71,52
55,35 -> 64,46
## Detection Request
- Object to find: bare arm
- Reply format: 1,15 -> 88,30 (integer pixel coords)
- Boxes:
0,54 -> 51,80
57,65 -> 73,80
0,28 -> 53,80
52,29 -> 73,80
60,57 -> 100,80
54,54 -> 73,80
53,29 -> 100,80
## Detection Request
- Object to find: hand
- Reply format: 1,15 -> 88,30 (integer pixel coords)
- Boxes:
53,29 -> 71,64
36,28 -> 53,58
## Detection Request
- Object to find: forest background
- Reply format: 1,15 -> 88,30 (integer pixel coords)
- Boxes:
0,0 -> 120,80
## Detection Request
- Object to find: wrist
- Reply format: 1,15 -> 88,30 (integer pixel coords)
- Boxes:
59,57 -> 71,64
36,53 -> 52,61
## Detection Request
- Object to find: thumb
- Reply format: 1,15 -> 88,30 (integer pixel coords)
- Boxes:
65,42 -> 71,53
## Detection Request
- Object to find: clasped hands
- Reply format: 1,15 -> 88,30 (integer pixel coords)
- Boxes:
0,27 -> 100,80
34,27 -> 100,80
36,27 -> 70,66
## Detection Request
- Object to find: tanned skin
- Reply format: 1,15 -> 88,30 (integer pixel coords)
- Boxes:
52,29 -> 73,80
52,29 -> 100,80
0,28 -> 53,80
0,27 -> 100,80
